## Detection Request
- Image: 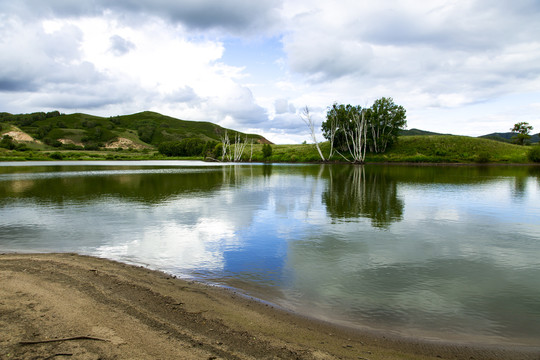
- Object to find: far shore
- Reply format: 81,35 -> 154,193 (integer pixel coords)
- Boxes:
1,156 -> 540,166
1,253 -> 539,359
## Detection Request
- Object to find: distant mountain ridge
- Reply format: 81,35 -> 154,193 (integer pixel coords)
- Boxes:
479,132 -> 539,144
401,128 -> 539,144
399,128 -> 449,136
0,111 -> 272,149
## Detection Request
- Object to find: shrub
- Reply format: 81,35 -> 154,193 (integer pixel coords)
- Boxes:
15,143 -> 30,151
44,138 -> 62,147
527,146 -> 540,163
158,138 -> 209,157
49,152 -> 64,160
475,151 -> 491,163
262,144 -> 272,159
62,143 -> 84,150
84,143 -> 100,151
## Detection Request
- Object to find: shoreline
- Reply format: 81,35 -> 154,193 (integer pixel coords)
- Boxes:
1,157 -> 540,167
1,253 -> 539,359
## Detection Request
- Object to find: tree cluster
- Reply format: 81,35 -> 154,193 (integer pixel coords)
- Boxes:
158,138 -> 219,157
321,97 -> 406,163
0,135 -> 30,151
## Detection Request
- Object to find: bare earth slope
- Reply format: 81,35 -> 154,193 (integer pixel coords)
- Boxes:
1,253 -> 538,360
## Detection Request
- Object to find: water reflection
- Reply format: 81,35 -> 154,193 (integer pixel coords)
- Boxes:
322,165 -> 404,228
0,167 -> 225,204
1,162 -> 540,345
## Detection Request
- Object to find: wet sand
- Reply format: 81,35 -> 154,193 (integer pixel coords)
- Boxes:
1,253 -> 538,359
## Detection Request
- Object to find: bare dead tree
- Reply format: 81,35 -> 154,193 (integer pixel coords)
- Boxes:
327,112 -> 338,159
221,131 -> 248,162
232,133 -> 248,162
300,106 -> 325,161
221,131 -> 231,162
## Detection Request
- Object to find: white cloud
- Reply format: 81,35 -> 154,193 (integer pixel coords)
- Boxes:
109,35 -> 136,56
1,0 -> 539,143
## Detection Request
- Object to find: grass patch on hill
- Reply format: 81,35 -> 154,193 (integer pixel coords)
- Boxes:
258,136 -> 530,164
2,135 -> 532,163
366,135 -> 529,163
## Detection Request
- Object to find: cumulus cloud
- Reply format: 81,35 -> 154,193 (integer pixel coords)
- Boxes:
274,98 -> 295,114
109,35 -> 136,56
282,1 -> 540,98
0,0 -> 283,35
209,86 -> 268,126
0,18 -> 104,94
1,0 -> 539,142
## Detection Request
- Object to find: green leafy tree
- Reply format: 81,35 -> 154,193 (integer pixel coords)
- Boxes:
46,110 -> 61,118
262,144 -> 272,159
527,146 -> 540,162
365,97 -> 407,153
322,104 -> 362,154
322,104 -> 368,163
322,98 -> 406,157
511,122 -> 533,145
137,124 -> 156,144
158,138 -> 210,157
213,143 -> 223,159
0,135 -> 16,150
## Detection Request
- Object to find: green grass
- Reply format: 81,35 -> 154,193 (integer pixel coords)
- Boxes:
1,110 -> 536,164
368,135 -> 529,163
255,136 -> 531,164
1,135 -> 534,163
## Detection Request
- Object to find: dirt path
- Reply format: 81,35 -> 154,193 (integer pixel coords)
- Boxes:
1,253 -> 538,360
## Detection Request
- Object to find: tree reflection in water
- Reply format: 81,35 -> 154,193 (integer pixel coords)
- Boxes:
322,165 -> 404,228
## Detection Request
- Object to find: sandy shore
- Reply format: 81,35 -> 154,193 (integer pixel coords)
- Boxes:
1,253 -> 538,360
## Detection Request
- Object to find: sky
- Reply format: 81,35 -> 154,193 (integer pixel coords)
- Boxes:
1,0 -> 539,144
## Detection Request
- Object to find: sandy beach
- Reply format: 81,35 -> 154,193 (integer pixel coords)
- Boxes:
1,253 -> 538,360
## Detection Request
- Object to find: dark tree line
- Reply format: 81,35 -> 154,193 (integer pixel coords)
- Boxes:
158,138 -> 220,157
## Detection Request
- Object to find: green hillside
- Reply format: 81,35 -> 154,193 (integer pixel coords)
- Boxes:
399,128 -> 447,136
479,132 -> 539,144
364,135 -> 530,163
0,111 -> 270,150
1,111 -> 538,163
242,135 -> 533,163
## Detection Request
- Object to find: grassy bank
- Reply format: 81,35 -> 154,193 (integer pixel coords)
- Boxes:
263,135 -> 534,164
1,135 -> 538,164
0,148 -> 191,162
365,135 -> 531,163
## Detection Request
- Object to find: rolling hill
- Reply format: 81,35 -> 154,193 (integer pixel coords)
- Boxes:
399,128 -> 448,136
479,132 -> 539,144
0,111 -> 272,150
401,128 -> 539,144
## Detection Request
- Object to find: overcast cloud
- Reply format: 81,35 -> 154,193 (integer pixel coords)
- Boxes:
1,0 -> 539,143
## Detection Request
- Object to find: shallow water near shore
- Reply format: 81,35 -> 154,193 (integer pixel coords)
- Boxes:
1,161 -> 539,346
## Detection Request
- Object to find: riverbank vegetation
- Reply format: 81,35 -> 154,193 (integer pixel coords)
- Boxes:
1,110 -> 539,164
2,135 -> 538,164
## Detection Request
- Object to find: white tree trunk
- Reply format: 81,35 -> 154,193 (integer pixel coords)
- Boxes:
301,106 -> 325,161
221,131 -> 231,162
342,110 -> 367,163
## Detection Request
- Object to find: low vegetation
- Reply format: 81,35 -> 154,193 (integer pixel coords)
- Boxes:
258,136 -> 533,164
1,110 -> 538,164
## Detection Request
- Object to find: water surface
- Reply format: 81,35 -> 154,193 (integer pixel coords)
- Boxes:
1,161 -> 539,345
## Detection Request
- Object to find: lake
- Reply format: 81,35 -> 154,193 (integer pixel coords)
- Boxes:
1,161 -> 539,346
